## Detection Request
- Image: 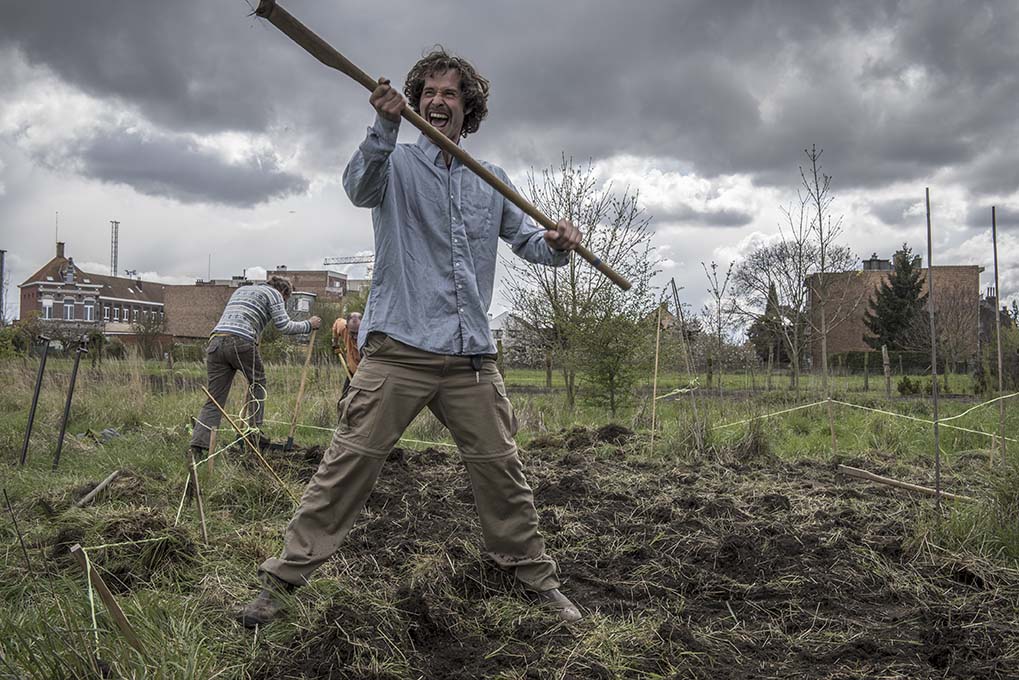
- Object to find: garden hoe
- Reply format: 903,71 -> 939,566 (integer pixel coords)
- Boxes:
19,335 -> 51,466
252,0 -> 631,291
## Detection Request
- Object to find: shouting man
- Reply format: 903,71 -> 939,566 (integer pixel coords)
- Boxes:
242,48 -> 583,626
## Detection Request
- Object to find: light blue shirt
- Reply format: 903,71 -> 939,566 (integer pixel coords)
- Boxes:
343,115 -> 568,355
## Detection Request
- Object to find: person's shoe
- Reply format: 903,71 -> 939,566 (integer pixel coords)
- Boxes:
535,588 -> 582,623
238,575 -> 292,628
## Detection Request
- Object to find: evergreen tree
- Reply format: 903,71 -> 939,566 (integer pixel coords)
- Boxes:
863,244 -> 928,350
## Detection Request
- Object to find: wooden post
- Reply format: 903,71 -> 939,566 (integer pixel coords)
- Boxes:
69,544 -> 146,655
201,386 -> 300,504
766,347 -> 773,391
882,345 -> 892,398
992,206 -> 1006,465
925,187 -> 942,506
544,352 -> 553,389
286,329 -> 318,450
649,305 -> 663,455
74,470 -> 121,508
207,429 -> 217,473
827,398 -> 837,456
186,449 -> 208,543
863,351 -> 869,392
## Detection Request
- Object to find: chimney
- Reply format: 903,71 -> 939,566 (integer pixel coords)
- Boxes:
56,242 -> 65,258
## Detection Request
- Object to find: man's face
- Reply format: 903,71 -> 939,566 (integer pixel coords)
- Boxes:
420,69 -> 466,143
348,313 -> 361,335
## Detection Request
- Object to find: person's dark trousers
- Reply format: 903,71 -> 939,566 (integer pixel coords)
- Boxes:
190,334 -> 267,450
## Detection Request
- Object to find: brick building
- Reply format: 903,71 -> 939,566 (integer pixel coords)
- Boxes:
18,242 -> 167,337
265,266 -> 347,300
807,253 -> 981,360
163,278 -> 253,340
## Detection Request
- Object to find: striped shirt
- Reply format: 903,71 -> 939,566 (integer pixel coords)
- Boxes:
212,284 -> 311,342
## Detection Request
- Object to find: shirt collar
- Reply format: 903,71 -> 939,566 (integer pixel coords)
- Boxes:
416,133 -> 461,167
415,133 -> 443,164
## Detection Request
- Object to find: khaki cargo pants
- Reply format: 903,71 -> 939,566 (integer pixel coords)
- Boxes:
260,333 -> 560,592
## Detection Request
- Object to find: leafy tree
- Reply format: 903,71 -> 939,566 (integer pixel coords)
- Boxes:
506,156 -> 658,408
863,244 -> 928,351
131,309 -> 168,359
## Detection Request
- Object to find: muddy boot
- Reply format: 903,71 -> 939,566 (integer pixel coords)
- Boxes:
534,588 -> 582,623
238,574 -> 293,628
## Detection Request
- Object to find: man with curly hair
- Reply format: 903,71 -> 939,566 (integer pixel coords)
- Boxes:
242,48 -> 583,626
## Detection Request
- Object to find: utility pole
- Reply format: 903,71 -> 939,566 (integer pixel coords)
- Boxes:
110,220 -> 120,277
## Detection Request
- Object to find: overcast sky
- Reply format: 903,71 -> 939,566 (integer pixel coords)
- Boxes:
2,0 -> 1017,322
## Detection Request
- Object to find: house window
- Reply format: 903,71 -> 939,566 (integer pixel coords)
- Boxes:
63,298 -> 75,320
113,306 -> 120,321
103,305 -> 110,321
133,307 -> 139,321
84,300 -> 95,322
42,298 -> 53,320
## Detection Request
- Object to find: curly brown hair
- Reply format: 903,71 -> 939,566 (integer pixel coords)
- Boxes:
404,47 -> 490,138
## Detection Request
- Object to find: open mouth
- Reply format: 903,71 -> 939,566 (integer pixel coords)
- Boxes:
428,110 -> 450,129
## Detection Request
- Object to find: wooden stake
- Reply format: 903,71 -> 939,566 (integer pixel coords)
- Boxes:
186,449 -> 208,543
926,187 -> 942,506
287,328 -> 318,448
207,429 -> 217,473
649,305 -> 663,455
69,544 -> 146,655
992,206 -> 1006,465
201,386 -> 300,504
826,398 -> 837,456
881,345 -> 892,398
3,488 -> 32,572
74,470 -> 121,508
838,465 -> 972,502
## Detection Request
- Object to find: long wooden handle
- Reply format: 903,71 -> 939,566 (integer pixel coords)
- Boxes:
255,0 -> 631,292
69,544 -> 146,655
288,329 -> 317,441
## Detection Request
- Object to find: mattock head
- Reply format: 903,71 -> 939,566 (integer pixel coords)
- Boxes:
255,0 -> 277,17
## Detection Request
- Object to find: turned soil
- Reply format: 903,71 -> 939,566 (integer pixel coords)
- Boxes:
246,427 -> 1019,680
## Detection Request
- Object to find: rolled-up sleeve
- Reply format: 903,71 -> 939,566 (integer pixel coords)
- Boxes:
496,170 -> 570,267
343,115 -> 400,208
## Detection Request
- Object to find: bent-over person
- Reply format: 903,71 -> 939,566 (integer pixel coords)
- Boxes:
189,276 -> 321,455
241,48 -> 583,626
331,312 -> 362,396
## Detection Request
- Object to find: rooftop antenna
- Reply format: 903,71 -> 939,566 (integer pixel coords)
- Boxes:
110,220 -> 120,277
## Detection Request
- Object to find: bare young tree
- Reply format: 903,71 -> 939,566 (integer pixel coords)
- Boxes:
800,145 -> 860,394
505,156 -> 657,408
902,282 -> 980,383
700,260 -> 736,396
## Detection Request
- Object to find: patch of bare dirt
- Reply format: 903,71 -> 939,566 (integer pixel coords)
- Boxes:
250,427 -> 1019,680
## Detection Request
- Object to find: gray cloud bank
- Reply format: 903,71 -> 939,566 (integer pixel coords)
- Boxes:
2,0 -> 1017,209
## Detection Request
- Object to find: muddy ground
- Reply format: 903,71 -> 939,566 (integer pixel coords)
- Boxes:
236,426 -> 1019,679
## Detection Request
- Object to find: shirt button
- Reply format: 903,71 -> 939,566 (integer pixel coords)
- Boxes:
459,307 -> 464,312
450,193 -> 454,199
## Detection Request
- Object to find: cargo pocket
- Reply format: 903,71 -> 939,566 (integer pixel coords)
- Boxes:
338,371 -> 388,450
492,380 -> 518,439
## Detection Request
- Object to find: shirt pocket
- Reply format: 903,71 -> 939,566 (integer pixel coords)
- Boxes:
462,179 -> 495,240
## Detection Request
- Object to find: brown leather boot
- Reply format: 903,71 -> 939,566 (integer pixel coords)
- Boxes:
535,588 -> 582,623
238,574 -> 293,628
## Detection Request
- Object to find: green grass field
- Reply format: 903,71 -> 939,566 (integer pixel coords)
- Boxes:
2,356 -> 1018,678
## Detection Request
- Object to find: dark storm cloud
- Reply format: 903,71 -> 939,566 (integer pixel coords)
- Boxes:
77,129 -> 308,206
869,198 -> 918,225
656,203 -> 754,228
2,0 -> 1018,199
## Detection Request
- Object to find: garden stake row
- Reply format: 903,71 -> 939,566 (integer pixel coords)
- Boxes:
52,335 -> 88,470
19,335 -> 51,466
